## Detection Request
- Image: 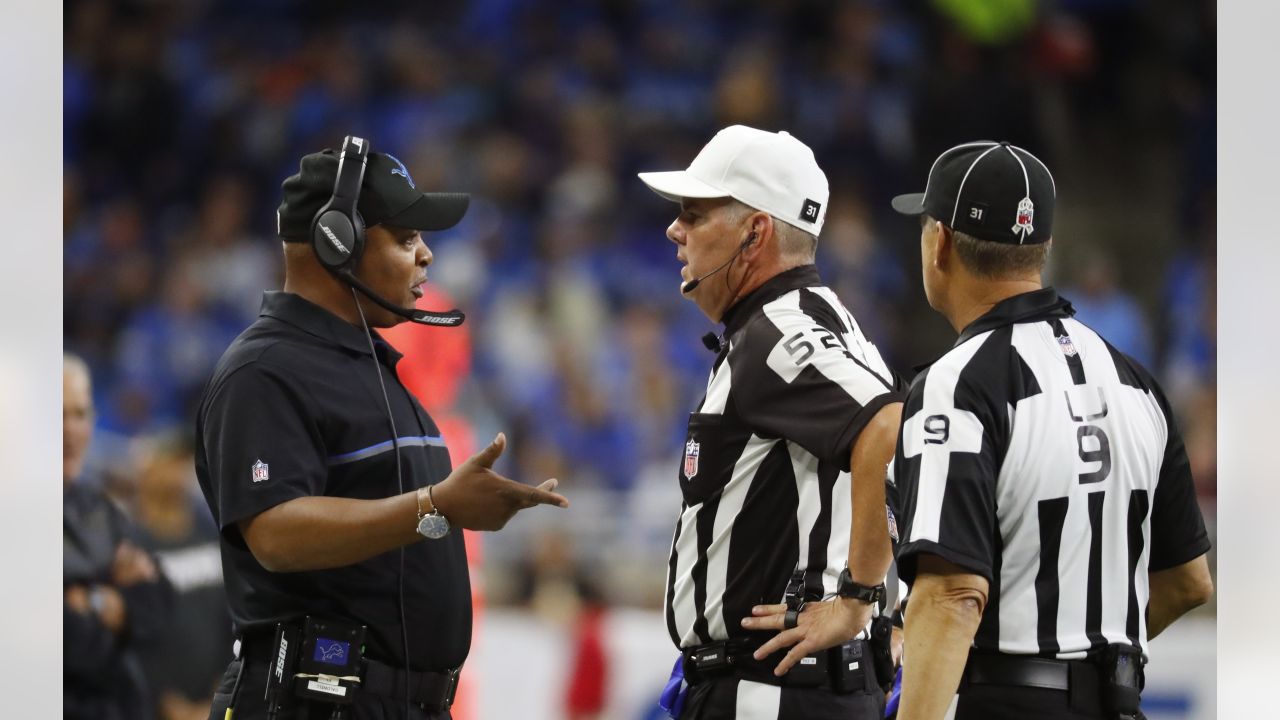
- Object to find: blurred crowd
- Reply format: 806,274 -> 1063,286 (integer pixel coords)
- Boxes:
64,0 -> 1216,619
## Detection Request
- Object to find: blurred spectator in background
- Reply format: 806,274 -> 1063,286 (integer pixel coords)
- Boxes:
1163,192 -> 1217,501
64,354 -> 172,720
1062,245 -> 1154,367
132,436 -> 232,720
512,532 -> 610,720
111,251 -> 242,434
184,174 -> 281,324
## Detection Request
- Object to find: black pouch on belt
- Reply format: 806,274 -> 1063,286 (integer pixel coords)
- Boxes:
829,640 -> 876,695
292,617 -> 366,705
868,615 -> 896,693
1097,644 -> 1145,719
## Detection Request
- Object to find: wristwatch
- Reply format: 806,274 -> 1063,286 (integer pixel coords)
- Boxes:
836,568 -> 886,604
416,484 -> 451,540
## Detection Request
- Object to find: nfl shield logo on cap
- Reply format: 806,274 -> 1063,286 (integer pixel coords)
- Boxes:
684,439 -> 700,479
252,459 -> 270,483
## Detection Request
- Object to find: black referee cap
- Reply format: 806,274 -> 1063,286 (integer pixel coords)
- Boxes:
891,141 -> 1055,245
277,148 -> 470,241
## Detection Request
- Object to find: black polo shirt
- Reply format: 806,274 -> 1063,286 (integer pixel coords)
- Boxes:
194,291 -> 470,671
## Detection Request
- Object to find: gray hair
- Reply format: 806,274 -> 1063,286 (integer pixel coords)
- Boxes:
725,199 -> 817,264
951,229 -> 1050,279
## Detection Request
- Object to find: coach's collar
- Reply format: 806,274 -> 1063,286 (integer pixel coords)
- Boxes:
954,286 -> 1075,347
721,264 -> 823,336
259,291 -> 404,366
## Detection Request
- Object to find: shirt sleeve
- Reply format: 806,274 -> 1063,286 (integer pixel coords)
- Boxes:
893,362 -> 1002,586
730,310 -> 903,471
1146,382 -> 1211,571
201,361 -> 328,540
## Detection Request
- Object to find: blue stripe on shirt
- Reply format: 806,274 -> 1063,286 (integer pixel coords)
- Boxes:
327,435 -> 445,466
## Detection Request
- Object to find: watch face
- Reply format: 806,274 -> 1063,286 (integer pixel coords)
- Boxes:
417,513 -> 451,540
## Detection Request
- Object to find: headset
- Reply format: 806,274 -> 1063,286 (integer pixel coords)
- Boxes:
311,136 -> 370,273
311,135 -> 465,327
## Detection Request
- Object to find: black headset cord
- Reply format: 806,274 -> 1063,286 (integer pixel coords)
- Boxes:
353,289 -> 413,719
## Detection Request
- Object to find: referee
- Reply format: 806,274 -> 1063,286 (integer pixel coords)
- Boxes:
639,125 -> 904,719
888,141 -> 1213,720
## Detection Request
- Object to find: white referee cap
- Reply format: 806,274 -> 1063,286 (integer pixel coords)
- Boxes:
638,125 -> 829,236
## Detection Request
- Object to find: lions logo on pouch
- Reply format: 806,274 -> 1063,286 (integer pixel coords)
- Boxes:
315,639 -> 349,664
684,439 -> 700,479
1012,197 -> 1035,241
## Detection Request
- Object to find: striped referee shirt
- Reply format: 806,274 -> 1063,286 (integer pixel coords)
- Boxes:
665,265 -> 904,650
894,288 -> 1210,659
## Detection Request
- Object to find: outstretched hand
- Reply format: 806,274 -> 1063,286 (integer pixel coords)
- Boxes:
432,433 -> 569,531
740,597 -> 874,676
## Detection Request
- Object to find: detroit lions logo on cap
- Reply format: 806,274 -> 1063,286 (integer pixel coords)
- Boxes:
386,154 -> 415,188
1012,197 -> 1035,242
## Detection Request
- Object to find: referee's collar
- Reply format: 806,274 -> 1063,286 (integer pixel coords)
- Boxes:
954,286 -> 1075,347
259,291 -> 403,365
722,264 -> 823,336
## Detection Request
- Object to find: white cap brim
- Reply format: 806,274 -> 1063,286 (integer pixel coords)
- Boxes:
637,170 -> 729,203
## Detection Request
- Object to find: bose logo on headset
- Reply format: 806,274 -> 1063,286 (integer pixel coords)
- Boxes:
319,223 -> 349,255
414,314 -> 461,326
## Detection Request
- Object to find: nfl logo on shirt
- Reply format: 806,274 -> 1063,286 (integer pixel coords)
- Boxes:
252,459 -> 270,483
1057,335 -> 1077,357
683,439 -> 700,479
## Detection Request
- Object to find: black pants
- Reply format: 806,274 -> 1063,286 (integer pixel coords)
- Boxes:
955,683 -> 1147,720
680,677 -> 884,720
207,655 -> 450,720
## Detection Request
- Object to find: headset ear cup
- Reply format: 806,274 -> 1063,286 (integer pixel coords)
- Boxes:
312,208 -> 359,271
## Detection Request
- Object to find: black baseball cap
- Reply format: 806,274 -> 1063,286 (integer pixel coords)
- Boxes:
891,141 -> 1055,245
277,148 -> 470,241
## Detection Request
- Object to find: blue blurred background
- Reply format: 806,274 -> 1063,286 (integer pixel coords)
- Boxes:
63,0 -> 1216,718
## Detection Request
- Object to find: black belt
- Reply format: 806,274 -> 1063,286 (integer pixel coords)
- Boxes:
962,649 -> 1152,720
238,633 -> 460,712
681,637 -> 877,693
361,657 -> 460,712
962,652 -> 1100,694
965,654 -> 1069,690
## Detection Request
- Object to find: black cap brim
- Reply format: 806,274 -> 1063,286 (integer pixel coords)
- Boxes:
380,192 -> 471,232
890,192 -> 926,216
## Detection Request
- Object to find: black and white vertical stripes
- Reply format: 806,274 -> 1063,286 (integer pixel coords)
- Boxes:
665,266 -> 903,650
894,288 -> 1210,659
